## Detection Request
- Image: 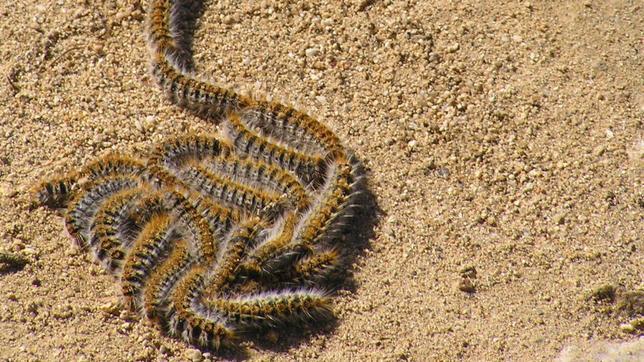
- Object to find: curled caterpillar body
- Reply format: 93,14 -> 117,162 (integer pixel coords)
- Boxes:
90,187 -> 145,272
64,176 -> 140,248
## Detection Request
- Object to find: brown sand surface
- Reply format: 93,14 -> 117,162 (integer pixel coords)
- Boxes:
0,0 -> 642,361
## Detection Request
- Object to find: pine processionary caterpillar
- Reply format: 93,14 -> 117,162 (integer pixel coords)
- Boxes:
143,238 -> 192,324
32,0 -> 369,353
121,213 -> 174,311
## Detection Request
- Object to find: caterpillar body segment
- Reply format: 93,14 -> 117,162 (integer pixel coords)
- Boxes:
63,176 -> 140,248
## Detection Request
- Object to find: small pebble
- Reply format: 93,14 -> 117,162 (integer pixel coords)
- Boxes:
99,302 -> 120,316
53,305 -> 74,319
185,348 -> 203,362
458,278 -> 476,293
460,266 -> 477,279
446,43 -> 460,53
553,213 -> 566,225
0,183 -> 16,198
134,119 -> 145,133
222,15 -> 238,25
12,241 -> 25,251
305,47 -> 320,57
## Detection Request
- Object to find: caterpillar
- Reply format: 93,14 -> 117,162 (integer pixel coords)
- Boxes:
32,0 -> 366,353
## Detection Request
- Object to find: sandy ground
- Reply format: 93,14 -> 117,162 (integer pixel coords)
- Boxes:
0,0 -> 642,361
